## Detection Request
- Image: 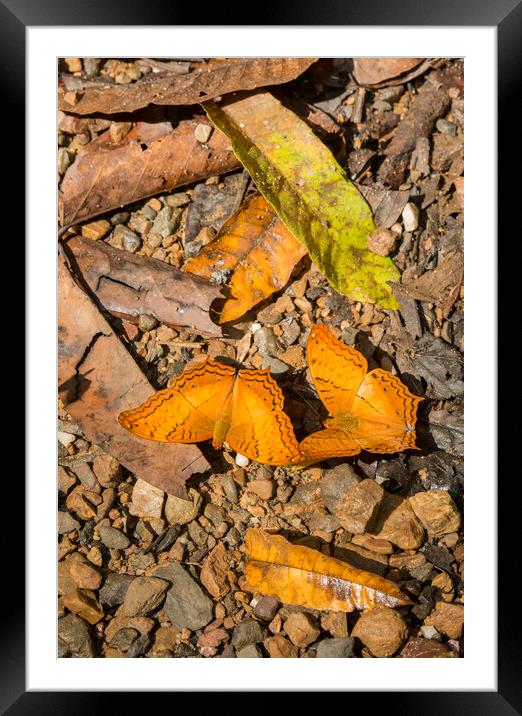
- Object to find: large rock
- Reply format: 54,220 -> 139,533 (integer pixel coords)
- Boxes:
352,607 -> 408,657
153,563 -> 213,631
62,588 -> 104,625
371,494 -> 425,549
122,576 -> 169,617
409,490 -> 461,536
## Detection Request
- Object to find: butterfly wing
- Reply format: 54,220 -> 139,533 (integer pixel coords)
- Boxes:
225,368 -> 302,465
307,324 -> 367,416
351,369 -> 423,453
118,358 -> 235,443
299,426 -> 361,463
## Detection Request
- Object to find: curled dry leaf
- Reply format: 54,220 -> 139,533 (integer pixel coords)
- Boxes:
59,119 -> 240,227
205,91 -> 400,310
244,529 -> 412,612
58,58 -> 317,115
352,58 -> 431,87
58,252 -> 210,498
184,193 -> 307,323
64,235 -> 222,337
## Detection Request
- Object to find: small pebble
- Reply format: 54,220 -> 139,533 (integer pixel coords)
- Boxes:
235,453 -> 250,468
194,124 -> 213,143
436,118 -> 457,136
402,203 -> 419,232
138,314 -> 157,332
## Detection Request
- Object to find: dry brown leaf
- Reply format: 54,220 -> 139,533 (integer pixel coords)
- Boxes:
184,193 -> 307,323
63,235 -> 222,336
400,251 -> 464,310
244,529 -> 412,612
58,58 -> 317,115
58,251 -> 210,498
352,58 -> 431,87
59,119 -> 240,227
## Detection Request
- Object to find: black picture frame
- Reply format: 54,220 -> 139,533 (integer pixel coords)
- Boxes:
9,0 -> 520,711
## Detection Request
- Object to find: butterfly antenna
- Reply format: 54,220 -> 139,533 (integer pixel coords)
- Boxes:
181,453 -> 208,472
291,387 -> 323,419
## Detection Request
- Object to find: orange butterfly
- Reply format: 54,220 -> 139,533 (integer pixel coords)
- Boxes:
299,324 -> 422,462
118,358 -> 301,466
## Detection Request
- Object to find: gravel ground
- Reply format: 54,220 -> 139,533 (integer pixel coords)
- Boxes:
58,57 -> 464,659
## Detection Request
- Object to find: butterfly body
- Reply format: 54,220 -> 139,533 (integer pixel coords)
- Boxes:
119,358 -> 301,466
299,325 -> 422,462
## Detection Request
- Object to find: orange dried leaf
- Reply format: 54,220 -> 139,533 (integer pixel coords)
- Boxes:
184,193 -> 307,323
245,529 -> 412,612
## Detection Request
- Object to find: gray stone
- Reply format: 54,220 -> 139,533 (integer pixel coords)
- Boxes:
110,211 -> 130,225
58,614 -> 94,658
261,356 -> 289,374
125,633 -> 152,658
236,644 -> 262,658
97,522 -> 130,550
315,637 -> 356,658
280,318 -> 301,346
153,563 -> 213,631
58,510 -> 81,535
109,627 -> 140,651
187,520 -> 207,546
231,619 -> 265,650
152,206 -> 180,237
219,474 -> 238,504
204,503 -> 226,527
99,573 -> 135,607
166,192 -> 190,208
321,464 -> 360,513
219,644 -> 237,658
115,225 -> 141,253
253,327 -> 280,356
122,576 -> 169,616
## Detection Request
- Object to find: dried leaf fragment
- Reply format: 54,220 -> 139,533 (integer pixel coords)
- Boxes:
59,119 -> 240,227
63,235 -> 223,336
58,252 -> 209,498
244,529 -> 412,612
58,58 -> 317,115
184,193 -> 307,323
